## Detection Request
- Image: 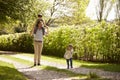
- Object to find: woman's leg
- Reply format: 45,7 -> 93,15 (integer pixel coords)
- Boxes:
38,42 -> 43,65
34,41 -> 38,65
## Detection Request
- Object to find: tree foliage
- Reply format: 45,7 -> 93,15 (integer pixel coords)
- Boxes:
0,0 -> 49,33
95,0 -> 115,22
0,0 -> 29,23
70,0 -> 89,24
0,23 -> 119,63
0,0 -> 49,23
54,0 -> 89,25
44,0 -> 74,26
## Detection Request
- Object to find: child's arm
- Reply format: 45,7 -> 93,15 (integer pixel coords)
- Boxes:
64,52 -> 66,58
64,50 -> 68,59
30,19 -> 38,36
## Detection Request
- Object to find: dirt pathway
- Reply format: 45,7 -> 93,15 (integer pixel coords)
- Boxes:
0,51 -> 120,80
0,57 -> 77,80
11,54 -> 120,80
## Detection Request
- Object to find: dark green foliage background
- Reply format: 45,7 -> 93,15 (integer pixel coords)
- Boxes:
0,33 -> 33,53
0,22 -> 119,63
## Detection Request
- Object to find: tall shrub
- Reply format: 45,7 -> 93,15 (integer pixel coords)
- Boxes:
0,23 -> 119,63
0,33 -> 33,52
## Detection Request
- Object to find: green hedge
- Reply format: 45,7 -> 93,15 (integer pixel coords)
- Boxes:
0,33 -> 33,53
0,22 -> 120,63
43,23 -> 120,63
43,26 -> 76,57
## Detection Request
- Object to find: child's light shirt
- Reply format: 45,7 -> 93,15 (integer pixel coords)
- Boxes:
64,49 -> 73,59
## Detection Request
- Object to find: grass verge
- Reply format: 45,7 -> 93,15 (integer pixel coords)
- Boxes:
0,60 -> 27,80
17,53 -> 120,72
0,55 -> 32,66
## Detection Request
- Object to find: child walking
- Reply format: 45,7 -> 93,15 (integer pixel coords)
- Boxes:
64,44 -> 74,69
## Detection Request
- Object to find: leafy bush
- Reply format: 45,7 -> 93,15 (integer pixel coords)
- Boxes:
0,33 -> 33,53
0,61 -> 27,80
43,23 -> 120,63
43,26 -> 76,57
0,22 -> 119,63
0,30 -> 8,35
14,23 -> 27,33
87,72 -> 99,79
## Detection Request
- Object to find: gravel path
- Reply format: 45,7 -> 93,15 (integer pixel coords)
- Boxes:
0,57 -> 75,80
11,54 -> 120,80
0,51 -> 120,80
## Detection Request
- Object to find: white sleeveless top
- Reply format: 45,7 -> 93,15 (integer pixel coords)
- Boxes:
34,29 -> 43,41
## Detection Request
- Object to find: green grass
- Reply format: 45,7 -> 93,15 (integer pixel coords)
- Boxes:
38,66 -> 110,80
86,72 -> 111,80
0,60 -> 27,80
17,53 -> 120,72
0,55 -> 32,66
81,63 -> 120,72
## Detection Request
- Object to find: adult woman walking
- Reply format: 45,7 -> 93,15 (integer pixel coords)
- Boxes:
31,20 -> 47,66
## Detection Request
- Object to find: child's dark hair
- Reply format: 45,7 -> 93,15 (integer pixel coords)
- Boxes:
38,14 -> 42,17
66,44 -> 73,50
68,44 -> 73,48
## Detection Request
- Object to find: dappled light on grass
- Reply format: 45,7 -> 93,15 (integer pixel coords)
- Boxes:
0,61 -> 27,80
81,63 -> 120,72
81,63 -> 100,66
0,55 -> 32,66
